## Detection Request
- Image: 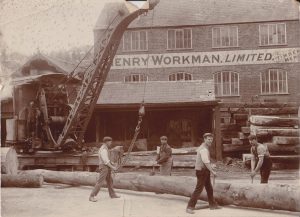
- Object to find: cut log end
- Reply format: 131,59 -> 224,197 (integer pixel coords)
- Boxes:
1,147 -> 19,175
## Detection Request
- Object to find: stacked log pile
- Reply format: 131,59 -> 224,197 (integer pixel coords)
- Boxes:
220,102 -> 299,156
250,116 -> 300,157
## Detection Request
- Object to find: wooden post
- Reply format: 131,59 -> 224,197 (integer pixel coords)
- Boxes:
213,105 -> 222,160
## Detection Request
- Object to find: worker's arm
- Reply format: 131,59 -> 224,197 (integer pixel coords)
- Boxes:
157,147 -> 172,164
200,149 -> 217,176
251,146 -> 265,177
250,148 -> 255,172
204,163 -> 217,176
254,157 -> 264,173
100,148 -> 117,170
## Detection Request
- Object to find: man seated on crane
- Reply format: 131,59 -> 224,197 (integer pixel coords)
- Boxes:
89,136 -> 120,202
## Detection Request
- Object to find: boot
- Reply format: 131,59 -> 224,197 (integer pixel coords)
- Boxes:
186,207 -> 195,214
89,196 -> 97,202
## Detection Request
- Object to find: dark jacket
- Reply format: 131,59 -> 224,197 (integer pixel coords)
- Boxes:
156,143 -> 172,164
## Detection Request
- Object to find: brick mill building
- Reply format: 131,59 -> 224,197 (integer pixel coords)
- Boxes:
90,0 -> 300,157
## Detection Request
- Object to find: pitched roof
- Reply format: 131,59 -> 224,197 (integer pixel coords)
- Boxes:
94,0 -> 299,30
13,53 -> 88,79
97,80 -> 216,107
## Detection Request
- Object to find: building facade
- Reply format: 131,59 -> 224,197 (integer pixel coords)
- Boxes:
95,0 -> 300,103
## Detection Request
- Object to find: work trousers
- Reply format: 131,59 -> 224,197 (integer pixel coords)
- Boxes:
160,157 -> 173,176
259,157 -> 272,183
90,165 -> 116,197
187,168 -> 215,208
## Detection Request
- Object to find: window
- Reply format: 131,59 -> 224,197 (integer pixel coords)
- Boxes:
122,30 -> 148,51
124,74 -> 148,82
169,72 -> 192,81
259,23 -> 286,46
212,26 -> 238,48
261,69 -> 288,94
214,71 -> 239,96
167,29 -> 192,49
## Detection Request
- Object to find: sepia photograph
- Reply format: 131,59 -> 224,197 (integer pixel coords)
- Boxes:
0,0 -> 300,216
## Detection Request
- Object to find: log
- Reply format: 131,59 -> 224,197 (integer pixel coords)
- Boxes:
265,143 -> 300,153
249,107 -> 299,115
223,144 -> 251,152
1,147 -> 19,175
231,138 -> 244,145
250,125 -> 299,137
1,174 -> 43,188
249,116 -> 299,127
272,136 -> 300,145
21,169 -> 300,212
233,114 -> 248,121
129,147 -> 198,156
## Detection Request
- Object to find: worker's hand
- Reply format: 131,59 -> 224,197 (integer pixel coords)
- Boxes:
111,166 -> 118,171
250,171 -> 256,178
211,164 -> 217,169
211,170 -> 217,177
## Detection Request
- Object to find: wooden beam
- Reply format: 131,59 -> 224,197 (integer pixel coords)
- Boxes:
249,116 -> 299,127
213,105 -> 222,160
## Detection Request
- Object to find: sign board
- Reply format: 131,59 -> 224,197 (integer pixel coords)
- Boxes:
111,47 -> 300,69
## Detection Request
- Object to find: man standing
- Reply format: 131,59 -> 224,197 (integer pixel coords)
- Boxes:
186,133 -> 221,214
156,136 -> 173,176
248,134 -> 272,183
89,136 -> 120,202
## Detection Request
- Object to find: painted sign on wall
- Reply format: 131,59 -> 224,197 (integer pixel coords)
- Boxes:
111,47 -> 300,69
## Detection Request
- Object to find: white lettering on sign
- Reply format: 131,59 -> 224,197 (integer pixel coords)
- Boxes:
111,47 -> 300,69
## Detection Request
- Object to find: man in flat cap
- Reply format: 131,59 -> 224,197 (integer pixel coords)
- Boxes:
186,133 -> 221,214
156,136 -> 173,175
89,136 -> 120,202
248,134 -> 272,183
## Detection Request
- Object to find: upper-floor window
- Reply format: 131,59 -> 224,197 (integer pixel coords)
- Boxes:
261,69 -> 288,94
212,26 -> 238,48
214,71 -> 239,96
259,23 -> 286,46
167,29 -> 192,50
124,74 -> 148,82
169,72 -> 192,81
123,30 -> 148,51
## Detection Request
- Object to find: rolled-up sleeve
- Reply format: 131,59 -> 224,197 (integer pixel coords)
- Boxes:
100,148 -> 110,165
199,149 -> 210,164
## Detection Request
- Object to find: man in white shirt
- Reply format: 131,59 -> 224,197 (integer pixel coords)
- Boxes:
186,133 -> 221,214
89,136 -> 120,202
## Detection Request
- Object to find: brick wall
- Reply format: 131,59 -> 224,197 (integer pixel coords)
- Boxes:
94,20 -> 300,103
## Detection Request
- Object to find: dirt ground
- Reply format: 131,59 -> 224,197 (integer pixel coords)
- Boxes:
2,184 -> 300,217
1,168 -> 300,217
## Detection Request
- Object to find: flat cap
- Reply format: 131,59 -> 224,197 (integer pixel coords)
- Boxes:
203,133 -> 213,138
103,136 -> 113,142
160,136 -> 168,140
248,134 -> 257,140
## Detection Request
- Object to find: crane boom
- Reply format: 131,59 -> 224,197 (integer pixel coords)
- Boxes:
56,0 -> 158,148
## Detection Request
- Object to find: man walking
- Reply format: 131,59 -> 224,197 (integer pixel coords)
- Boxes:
89,136 -> 120,202
156,136 -> 173,176
186,133 -> 221,214
248,134 -> 272,183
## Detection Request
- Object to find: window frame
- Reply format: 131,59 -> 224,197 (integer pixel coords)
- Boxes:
260,69 -> 288,95
122,30 -> 148,52
167,28 -> 193,50
212,26 -> 239,48
213,71 -> 240,97
259,23 -> 287,46
168,72 -> 193,81
124,74 -> 148,83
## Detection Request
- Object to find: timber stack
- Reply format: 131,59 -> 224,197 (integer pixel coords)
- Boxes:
219,102 -> 299,158
249,115 -> 300,167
